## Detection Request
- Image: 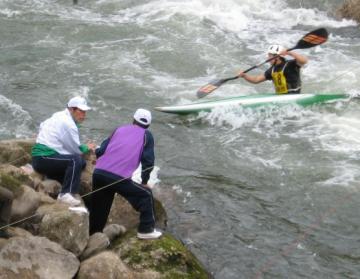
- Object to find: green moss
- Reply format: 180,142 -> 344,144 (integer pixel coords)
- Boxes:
0,151 -> 11,163
0,173 -> 23,197
113,231 -> 210,278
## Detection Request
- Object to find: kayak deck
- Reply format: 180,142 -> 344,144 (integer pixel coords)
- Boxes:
154,93 -> 347,115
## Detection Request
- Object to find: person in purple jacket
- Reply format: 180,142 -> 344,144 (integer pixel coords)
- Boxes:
89,108 -> 162,239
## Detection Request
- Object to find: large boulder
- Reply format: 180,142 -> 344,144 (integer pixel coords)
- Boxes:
78,251 -> 133,279
113,232 -> 210,279
38,203 -> 89,256
0,236 -> 79,279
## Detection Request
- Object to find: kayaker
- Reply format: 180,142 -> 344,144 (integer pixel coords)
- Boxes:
31,96 -> 96,206
89,108 -> 162,239
238,45 -> 308,94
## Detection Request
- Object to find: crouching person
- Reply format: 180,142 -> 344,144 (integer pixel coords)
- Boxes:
32,96 -> 95,206
89,108 -> 162,239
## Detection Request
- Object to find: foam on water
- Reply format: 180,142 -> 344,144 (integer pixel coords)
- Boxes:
0,95 -> 34,139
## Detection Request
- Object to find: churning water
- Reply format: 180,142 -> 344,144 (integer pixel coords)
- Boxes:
1,0 -> 360,278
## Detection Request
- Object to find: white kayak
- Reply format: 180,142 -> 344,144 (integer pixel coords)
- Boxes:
154,93 -> 347,115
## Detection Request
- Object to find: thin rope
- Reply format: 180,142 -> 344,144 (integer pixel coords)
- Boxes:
0,165 -> 155,232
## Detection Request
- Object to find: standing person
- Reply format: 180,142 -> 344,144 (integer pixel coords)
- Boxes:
238,45 -> 308,94
89,108 -> 162,239
0,186 -> 14,238
32,96 -> 95,206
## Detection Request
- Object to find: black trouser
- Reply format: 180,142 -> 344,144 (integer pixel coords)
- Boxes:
0,186 -> 14,227
89,171 -> 156,235
32,154 -> 86,194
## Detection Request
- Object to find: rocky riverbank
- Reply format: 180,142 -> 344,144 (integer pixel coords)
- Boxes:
337,0 -> 360,22
0,139 -> 210,279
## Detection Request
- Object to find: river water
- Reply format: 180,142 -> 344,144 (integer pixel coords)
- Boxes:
1,1 -> 360,278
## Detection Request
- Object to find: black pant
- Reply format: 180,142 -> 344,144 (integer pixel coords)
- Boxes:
32,154 -> 86,194
89,171 -> 156,235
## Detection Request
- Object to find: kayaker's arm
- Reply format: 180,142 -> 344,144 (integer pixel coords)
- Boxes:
238,72 -> 266,84
282,50 -> 308,66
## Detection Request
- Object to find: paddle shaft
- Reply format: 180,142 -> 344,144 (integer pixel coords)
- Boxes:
226,46 -> 298,81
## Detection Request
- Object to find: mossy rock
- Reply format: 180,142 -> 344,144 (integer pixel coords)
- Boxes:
0,173 -> 23,197
113,231 -> 210,278
0,139 -> 34,166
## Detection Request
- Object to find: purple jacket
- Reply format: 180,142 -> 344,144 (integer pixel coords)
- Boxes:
95,125 -> 146,178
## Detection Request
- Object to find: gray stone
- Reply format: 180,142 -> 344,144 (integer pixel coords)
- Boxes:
11,185 -> 40,222
78,251 -> 132,279
38,203 -> 89,256
80,232 -> 110,261
103,224 -> 126,241
0,236 -> 79,279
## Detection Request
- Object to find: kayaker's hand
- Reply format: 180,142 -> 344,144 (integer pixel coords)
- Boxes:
237,71 -> 245,78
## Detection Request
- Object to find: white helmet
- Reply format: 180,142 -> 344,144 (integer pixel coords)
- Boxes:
267,44 -> 285,55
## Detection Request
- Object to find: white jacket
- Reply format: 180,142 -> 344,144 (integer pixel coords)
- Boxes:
36,109 -> 82,155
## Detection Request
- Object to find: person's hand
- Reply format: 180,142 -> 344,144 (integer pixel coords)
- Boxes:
142,184 -> 154,189
86,142 -> 97,152
278,48 -> 289,57
237,71 -> 245,78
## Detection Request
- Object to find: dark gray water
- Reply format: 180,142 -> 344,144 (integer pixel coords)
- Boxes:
1,1 -> 360,278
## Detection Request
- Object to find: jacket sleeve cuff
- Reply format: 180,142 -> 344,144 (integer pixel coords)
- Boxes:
79,144 -> 90,154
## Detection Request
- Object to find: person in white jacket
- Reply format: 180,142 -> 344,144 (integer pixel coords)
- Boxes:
31,96 -> 95,206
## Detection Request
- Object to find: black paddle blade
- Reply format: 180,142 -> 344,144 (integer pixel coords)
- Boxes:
295,28 -> 328,49
197,79 -> 226,98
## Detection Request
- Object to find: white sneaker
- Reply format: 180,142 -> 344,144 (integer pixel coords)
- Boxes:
137,229 -> 162,240
57,193 -> 81,206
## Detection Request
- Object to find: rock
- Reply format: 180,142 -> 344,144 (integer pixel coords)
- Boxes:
107,195 -> 167,231
337,0 -> 360,22
36,178 -> 61,198
6,226 -> 33,238
0,140 -> 33,167
11,185 -> 40,222
80,232 -> 110,261
38,203 -> 89,256
0,164 -> 33,188
0,236 -> 79,279
79,152 -> 96,195
103,224 -> 127,241
78,251 -> 133,279
114,232 -> 210,278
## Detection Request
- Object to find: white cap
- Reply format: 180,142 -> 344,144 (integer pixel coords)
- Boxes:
67,96 -> 91,111
134,108 -> 152,126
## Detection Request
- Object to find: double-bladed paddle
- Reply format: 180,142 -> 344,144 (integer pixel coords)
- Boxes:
197,28 -> 329,98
